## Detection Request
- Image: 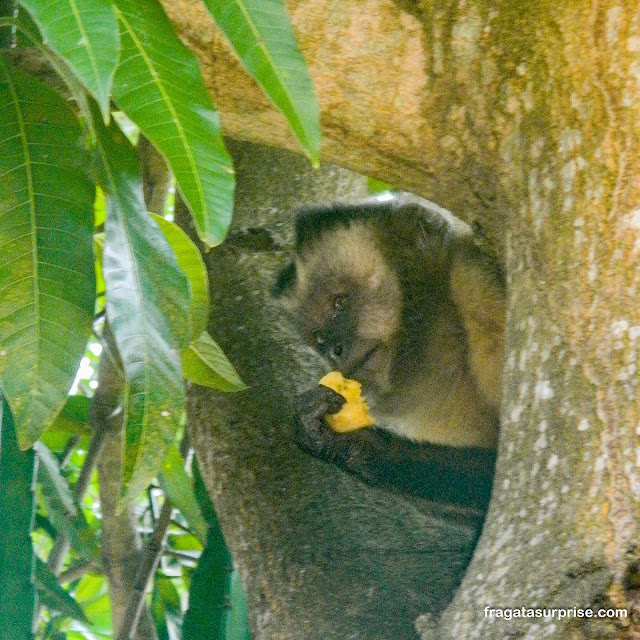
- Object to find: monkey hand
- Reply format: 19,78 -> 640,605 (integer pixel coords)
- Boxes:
293,387 -> 495,510
293,386 -> 354,463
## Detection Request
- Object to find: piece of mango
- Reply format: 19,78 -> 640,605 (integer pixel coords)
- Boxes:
319,371 -> 375,433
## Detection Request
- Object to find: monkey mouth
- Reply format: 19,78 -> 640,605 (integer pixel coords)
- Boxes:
346,344 -> 380,378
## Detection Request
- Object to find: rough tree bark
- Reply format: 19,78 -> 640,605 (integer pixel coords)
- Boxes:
163,1 -> 640,638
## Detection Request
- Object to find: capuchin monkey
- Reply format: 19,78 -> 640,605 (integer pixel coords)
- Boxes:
273,195 -> 505,510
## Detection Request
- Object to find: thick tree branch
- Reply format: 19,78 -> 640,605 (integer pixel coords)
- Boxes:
160,0 -> 509,259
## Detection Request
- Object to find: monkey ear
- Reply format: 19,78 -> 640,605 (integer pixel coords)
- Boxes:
272,261 -> 297,297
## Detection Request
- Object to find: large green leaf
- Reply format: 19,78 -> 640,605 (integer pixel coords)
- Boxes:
18,0 -> 119,121
93,109 -> 189,503
153,215 -> 209,339
0,398 -> 38,640
158,445 -> 208,544
184,460 -> 250,640
182,331 -> 246,392
111,0 -> 235,248
203,0 -> 321,165
0,62 -> 95,449
35,558 -> 89,624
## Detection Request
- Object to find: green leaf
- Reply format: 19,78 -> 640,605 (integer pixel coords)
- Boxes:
0,398 -> 38,640
45,395 -> 91,436
75,573 -> 106,602
39,393 -> 92,454
168,532 -> 203,552
0,61 -> 96,449
18,0 -> 119,122
153,215 -> 209,339
184,460 -> 251,640
226,569 -> 251,640
80,592 -> 111,622
182,331 -> 246,392
159,445 -> 208,544
94,187 -> 106,227
111,0 -> 235,247
94,231 -> 106,303
203,0 -> 321,165
35,557 -> 89,624
93,107 -> 189,503
152,580 -> 181,640
34,441 -> 77,517
183,523 -> 234,640
34,441 -> 96,556
156,577 -> 181,613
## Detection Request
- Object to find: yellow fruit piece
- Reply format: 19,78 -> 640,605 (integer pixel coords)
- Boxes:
319,371 -> 375,433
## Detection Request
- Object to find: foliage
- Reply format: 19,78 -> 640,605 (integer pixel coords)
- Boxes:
182,461 -> 249,640
202,0 -> 321,167
111,0 -> 235,248
0,397 -> 37,640
0,0 -> 320,637
0,61 -> 96,449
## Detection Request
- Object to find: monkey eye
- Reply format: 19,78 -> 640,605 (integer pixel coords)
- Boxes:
332,294 -> 347,315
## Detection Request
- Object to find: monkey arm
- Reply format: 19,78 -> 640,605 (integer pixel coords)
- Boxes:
294,386 -> 496,511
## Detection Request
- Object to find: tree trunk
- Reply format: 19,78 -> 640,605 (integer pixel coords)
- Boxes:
186,140 -> 485,640
163,0 -> 640,637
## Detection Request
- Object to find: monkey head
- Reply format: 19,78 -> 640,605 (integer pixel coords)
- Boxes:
275,216 -> 402,406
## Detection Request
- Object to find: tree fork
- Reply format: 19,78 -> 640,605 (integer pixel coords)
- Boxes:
160,1 -> 640,637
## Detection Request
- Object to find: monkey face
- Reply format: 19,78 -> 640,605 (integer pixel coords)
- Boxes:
280,224 -> 403,405
297,283 -> 397,405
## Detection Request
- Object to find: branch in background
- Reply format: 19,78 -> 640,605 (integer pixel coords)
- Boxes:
138,135 -> 171,216
43,425 -> 108,575
44,323 -> 122,578
33,322 -> 122,631
58,559 -> 102,584
96,323 -> 159,640
59,435 -> 80,469
116,499 -> 174,640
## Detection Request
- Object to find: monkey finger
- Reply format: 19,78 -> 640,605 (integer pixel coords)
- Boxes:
295,385 -> 346,419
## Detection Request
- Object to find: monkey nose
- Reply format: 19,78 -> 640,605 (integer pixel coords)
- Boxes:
329,343 -> 344,362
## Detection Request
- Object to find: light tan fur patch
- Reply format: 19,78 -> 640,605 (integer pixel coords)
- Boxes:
295,223 -> 402,343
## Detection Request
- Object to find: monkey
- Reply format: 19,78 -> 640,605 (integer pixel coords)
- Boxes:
273,194 -> 505,511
